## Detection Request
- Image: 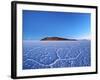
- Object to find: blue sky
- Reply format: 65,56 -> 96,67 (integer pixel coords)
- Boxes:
23,10 -> 91,40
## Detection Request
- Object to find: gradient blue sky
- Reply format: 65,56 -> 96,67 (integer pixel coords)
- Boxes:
23,10 -> 91,40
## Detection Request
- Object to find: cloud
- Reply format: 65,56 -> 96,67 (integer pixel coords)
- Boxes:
76,35 -> 91,40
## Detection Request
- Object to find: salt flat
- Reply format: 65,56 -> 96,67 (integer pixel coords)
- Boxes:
23,40 -> 91,69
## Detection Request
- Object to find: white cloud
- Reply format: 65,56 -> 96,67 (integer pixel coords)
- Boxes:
76,35 -> 91,40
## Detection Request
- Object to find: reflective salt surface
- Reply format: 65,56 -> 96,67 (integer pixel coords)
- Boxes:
23,40 -> 91,69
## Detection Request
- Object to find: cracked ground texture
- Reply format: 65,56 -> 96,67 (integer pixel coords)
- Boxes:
23,40 -> 91,69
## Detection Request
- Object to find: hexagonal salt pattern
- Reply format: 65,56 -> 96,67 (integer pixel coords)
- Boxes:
23,40 -> 91,69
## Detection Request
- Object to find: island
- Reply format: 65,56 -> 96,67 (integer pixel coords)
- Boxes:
40,37 -> 77,41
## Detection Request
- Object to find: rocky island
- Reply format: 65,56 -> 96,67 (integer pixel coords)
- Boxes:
41,37 -> 77,41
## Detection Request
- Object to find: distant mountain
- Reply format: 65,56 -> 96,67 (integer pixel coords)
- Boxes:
41,37 -> 77,41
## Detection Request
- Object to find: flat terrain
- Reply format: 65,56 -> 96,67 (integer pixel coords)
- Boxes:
23,40 -> 91,69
